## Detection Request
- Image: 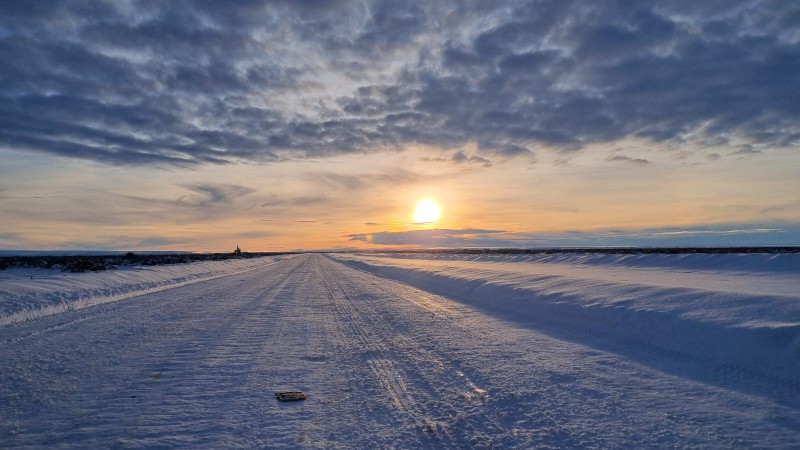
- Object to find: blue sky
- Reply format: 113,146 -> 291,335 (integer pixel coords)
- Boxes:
1,1 -> 798,251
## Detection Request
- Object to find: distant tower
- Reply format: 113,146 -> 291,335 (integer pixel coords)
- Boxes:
234,244 -> 242,255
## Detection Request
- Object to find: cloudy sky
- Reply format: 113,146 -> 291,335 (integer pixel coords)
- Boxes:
1,0 -> 798,251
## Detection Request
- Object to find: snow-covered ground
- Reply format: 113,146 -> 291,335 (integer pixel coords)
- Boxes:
0,256 -> 292,326
1,253 -> 799,448
333,252 -> 800,384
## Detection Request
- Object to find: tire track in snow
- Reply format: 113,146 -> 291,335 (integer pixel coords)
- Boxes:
323,275 -> 448,445
320,264 -> 426,438
147,257 -> 349,446
319,255 -> 514,448
232,256 -> 357,448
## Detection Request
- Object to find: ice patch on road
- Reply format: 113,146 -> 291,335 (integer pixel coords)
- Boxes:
0,256 -> 294,326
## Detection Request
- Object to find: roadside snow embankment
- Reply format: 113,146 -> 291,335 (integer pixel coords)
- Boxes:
0,256 -> 292,326
333,252 -> 800,383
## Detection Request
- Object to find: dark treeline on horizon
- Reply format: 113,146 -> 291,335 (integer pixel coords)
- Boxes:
3,247 -> 798,272
0,251 -> 297,272
373,247 -> 800,255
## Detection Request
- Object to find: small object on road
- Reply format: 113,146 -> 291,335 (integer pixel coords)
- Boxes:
275,390 -> 308,401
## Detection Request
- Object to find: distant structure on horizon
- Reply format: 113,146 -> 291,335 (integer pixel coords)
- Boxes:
233,245 -> 242,255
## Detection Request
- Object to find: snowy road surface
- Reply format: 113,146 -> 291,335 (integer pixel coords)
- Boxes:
1,254 -> 799,448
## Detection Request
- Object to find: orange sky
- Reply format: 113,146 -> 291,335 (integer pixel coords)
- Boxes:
2,140 -> 798,251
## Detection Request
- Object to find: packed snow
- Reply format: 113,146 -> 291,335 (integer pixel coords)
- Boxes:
1,252 -> 798,448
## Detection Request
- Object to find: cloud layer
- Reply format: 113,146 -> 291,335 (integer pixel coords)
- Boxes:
1,0 -> 798,167
348,228 -> 506,246
347,224 -> 800,248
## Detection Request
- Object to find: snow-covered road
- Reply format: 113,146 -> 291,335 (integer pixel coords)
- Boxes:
1,254 -> 798,448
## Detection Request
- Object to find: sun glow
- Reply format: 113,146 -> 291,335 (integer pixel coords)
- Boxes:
413,199 -> 441,223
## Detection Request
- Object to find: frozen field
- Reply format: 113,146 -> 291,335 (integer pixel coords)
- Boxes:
1,252 -> 799,448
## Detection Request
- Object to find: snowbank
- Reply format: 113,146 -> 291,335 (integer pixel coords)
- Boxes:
368,251 -> 800,274
0,255 -> 293,326
332,252 -> 800,383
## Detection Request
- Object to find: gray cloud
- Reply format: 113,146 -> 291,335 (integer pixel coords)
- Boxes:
0,0 -> 797,167
606,155 -> 650,166
179,183 -> 256,207
348,223 -> 800,248
348,228 -> 506,246
310,168 -> 423,192
452,151 -> 492,167
316,173 -> 366,190
260,194 -> 328,208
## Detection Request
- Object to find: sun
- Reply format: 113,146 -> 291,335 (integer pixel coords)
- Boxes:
413,199 -> 441,224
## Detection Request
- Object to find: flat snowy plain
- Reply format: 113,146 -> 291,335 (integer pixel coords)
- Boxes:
1,252 -> 798,448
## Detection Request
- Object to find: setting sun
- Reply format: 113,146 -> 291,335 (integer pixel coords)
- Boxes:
413,199 -> 441,224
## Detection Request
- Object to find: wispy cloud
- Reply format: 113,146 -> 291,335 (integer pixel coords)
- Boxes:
179,183 -> 256,207
348,228 -> 506,246
731,145 -> 763,156
606,155 -> 650,166
452,151 -> 493,167
260,195 -> 328,208
348,224 -> 798,248
312,169 -> 422,190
